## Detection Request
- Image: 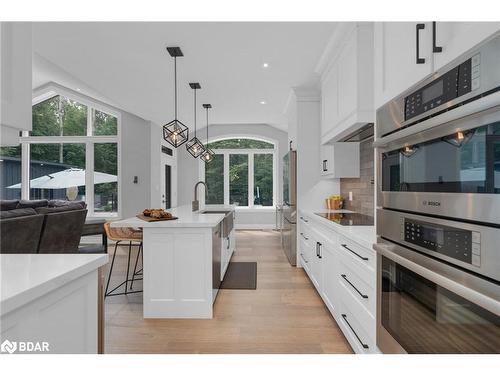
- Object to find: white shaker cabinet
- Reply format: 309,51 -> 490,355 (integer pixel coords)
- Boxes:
0,22 -> 32,145
320,23 -> 374,143
320,142 -> 360,178
374,22 -> 433,109
433,22 -> 500,70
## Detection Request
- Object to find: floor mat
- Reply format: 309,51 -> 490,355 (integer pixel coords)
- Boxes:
220,262 -> 257,290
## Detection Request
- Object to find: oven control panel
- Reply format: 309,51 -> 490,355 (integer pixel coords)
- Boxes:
400,218 -> 481,267
404,54 -> 481,121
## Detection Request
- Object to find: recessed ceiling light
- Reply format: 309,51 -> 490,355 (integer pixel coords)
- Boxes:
262,63 -> 269,68
260,101 -> 267,105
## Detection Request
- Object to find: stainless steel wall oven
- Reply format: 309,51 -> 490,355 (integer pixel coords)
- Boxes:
374,33 -> 500,353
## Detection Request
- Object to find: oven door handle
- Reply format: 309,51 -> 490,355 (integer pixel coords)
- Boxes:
374,242 -> 500,316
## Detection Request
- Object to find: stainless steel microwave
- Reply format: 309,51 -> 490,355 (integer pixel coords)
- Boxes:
374,33 -> 500,226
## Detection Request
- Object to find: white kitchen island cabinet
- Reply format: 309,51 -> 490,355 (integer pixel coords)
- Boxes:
111,205 -> 235,319
0,254 -> 108,354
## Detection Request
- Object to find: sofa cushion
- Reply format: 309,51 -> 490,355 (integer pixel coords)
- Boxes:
0,200 -> 20,211
35,204 -> 85,214
48,199 -> 87,209
0,208 -> 38,219
17,199 -> 48,209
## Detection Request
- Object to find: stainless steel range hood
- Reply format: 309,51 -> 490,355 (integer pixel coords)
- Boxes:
339,123 -> 374,142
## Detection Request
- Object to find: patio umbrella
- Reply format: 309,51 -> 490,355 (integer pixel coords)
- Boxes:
7,168 -> 117,189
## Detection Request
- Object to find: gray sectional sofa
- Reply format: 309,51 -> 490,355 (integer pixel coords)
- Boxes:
0,199 -> 88,254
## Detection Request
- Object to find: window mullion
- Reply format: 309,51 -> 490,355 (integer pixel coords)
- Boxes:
21,142 -> 30,200
86,141 -> 94,215
224,153 -> 229,205
248,152 -> 254,208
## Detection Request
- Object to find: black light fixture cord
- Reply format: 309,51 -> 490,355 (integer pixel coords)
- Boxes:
206,107 -> 209,146
174,56 -> 177,120
194,88 -> 197,137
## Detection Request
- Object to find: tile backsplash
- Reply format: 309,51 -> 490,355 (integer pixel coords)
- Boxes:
340,138 -> 374,217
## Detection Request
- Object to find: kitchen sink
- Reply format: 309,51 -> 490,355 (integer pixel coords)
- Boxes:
200,210 -> 234,237
200,210 -> 232,215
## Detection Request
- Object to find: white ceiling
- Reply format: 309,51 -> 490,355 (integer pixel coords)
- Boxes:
33,22 -> 337,131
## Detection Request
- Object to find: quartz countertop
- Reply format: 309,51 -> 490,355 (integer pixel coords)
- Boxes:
0,253 -> 108,316
111,204 -> 235,229
299,208 -> 376,249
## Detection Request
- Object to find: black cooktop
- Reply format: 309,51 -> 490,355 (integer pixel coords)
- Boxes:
314,212 -> 374,226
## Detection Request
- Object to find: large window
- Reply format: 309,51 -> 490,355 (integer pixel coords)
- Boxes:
8,88 -> 120,217
204,138 -> 276,208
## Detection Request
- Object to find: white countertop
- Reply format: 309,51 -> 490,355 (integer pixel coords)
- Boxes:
111,204 -> 235,228
0,253 -> 108,316
299,208 -> 376,249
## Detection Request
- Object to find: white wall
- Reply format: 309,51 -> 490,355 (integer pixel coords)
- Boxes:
175,123 -> 288,228
120,111 -> 152,218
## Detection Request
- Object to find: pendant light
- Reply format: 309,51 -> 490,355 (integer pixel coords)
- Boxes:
163,46 -> 189,148
186,83 -> 206,158
200,104 -> 215,163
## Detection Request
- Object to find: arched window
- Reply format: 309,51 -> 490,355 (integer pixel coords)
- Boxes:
203,137 -> 276,208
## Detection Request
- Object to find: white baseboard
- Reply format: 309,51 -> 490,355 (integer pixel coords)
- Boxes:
235,224 -> 277,230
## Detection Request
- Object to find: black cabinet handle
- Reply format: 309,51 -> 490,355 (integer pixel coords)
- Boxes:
317,242 -> 322,259
315,242 -> 319,257
341,244 -> 369,261
341,314 -> 369,349
300,216 -> 309,223
300,253 -> 308,264
432,21 -> 442,53
341,274 -> 368,299
300,232 -> 309,240
416,23 -> 425,64
322,160 -> 328,172
227,236 -> 230,250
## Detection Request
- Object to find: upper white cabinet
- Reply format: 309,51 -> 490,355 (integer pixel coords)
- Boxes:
0,22 -> 32,143
433,22 -> 500,70
374,22 -> 434,109
320,23 -> 374,144
374,22 -> 500,109
320,142 -> 360,178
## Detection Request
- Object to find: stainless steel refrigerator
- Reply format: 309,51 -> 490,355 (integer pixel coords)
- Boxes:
281,150 -> 297,266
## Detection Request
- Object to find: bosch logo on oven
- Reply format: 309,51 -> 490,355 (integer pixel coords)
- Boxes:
423,200 -> 441,207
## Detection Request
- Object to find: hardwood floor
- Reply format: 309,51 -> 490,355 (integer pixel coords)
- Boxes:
104,230 -> 352,354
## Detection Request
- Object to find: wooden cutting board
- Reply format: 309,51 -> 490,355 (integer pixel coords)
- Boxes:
136,214 -> 178,222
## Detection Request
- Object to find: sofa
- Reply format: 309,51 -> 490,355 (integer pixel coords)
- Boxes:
0,199 -> 88,254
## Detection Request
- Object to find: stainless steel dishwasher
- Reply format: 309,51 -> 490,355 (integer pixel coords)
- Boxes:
212,223 -> 222,303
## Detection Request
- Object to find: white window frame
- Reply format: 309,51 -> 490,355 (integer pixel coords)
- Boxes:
19,84 -> 121,218
199,137 -> 277,211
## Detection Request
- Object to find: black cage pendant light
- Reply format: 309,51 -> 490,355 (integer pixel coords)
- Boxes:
200,104 -> 215,163
163,47 -> 189,148
186,83 -> 206,158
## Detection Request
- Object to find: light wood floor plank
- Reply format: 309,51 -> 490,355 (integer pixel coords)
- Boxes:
104,229 -> 352,354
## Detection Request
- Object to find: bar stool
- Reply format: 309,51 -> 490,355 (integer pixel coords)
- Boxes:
104,222 -> 143,297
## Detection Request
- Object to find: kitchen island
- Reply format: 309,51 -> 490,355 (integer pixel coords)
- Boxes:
111,204 -> 235,319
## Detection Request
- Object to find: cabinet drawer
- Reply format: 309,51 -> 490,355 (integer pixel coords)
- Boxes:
337,290 -> 376,354
299,236 -> 312,263
338,254 -> 375,317
337,235 -> 375,272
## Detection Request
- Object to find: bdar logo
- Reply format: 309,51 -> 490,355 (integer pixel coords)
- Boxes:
1,339 -> 17,354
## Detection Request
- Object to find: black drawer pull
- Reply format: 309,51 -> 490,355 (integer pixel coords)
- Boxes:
341,244 -> 369,261
300,253 -> 308,264
416,23 -> 425,64
341,314 -> 369,349
317,242 -> 322,259
341,274 -> 368,299
300,216 -> 309,223
300,232 -> 309,240
432,21 -> 442,53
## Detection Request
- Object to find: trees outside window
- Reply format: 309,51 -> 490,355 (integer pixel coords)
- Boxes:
204,138 -> 275,208
15,90 -> 120,216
